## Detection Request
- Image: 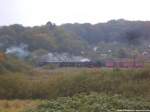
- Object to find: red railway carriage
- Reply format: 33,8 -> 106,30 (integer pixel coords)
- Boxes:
105,58 -> 144,68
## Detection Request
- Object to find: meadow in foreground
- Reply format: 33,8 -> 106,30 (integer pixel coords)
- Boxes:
0,67 -> 150,112
25,93 -> 150,112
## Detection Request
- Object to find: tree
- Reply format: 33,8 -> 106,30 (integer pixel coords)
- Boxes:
0,52 -> 6,62
117,49 -> 128,58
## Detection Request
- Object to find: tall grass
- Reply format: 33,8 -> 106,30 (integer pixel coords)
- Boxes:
0,100 -> 40,112
0,68 -> 150,99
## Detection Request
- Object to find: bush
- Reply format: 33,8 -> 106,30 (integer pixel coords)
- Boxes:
0,55 -> 32,74
25,93 -> 150,112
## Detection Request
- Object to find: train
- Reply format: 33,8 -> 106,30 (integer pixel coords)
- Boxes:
38,61 -> 103,68
38,58 -> 145,68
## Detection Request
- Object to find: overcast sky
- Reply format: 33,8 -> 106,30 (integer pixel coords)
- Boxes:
0,0 -> 150,26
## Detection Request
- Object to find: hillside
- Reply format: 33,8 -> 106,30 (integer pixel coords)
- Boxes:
0,23 -> 87,54
0,19 -> 150,62
62,19 -> 150,44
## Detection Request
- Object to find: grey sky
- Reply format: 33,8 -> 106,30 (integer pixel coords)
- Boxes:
0,0 -> 150,26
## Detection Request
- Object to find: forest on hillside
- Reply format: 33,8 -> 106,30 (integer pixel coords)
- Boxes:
0,19 -> 150,63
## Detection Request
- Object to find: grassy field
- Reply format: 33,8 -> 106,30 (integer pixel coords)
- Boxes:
1,93 -> 150,112
0,67 -> 150,112
0,100 -> 41,112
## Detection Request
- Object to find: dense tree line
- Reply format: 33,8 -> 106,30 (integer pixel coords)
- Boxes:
62,19 -> 150,45
0,19 -> 150,59
0,22 -> 87,55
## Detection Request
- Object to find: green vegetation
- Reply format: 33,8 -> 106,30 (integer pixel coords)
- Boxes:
1,20 -> 150,60
0,68 -> 150,99
0,55 -> 32,74
0,23 -> 87,55
1,20 -> 150,112
25,93 -> 150,112
0,54 -> 150,111
0,67 -> 150,111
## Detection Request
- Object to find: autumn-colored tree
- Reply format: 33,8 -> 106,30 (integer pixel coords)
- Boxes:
0,52 -> 6,62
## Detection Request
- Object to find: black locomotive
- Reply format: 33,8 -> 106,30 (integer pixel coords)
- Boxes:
38,61 -> 102,68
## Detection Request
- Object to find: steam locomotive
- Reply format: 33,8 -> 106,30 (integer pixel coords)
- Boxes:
38,59 -> 144,68
38,61 -> 103,68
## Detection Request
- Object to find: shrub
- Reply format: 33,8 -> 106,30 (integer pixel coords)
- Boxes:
25,93 -> 150,112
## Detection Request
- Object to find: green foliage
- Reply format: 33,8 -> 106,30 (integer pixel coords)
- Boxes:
62,19 -> 150,44
1,20 -> 150,59
0,23 -> 88,55
25,93 -> 150,112
0,55 -> 32,74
